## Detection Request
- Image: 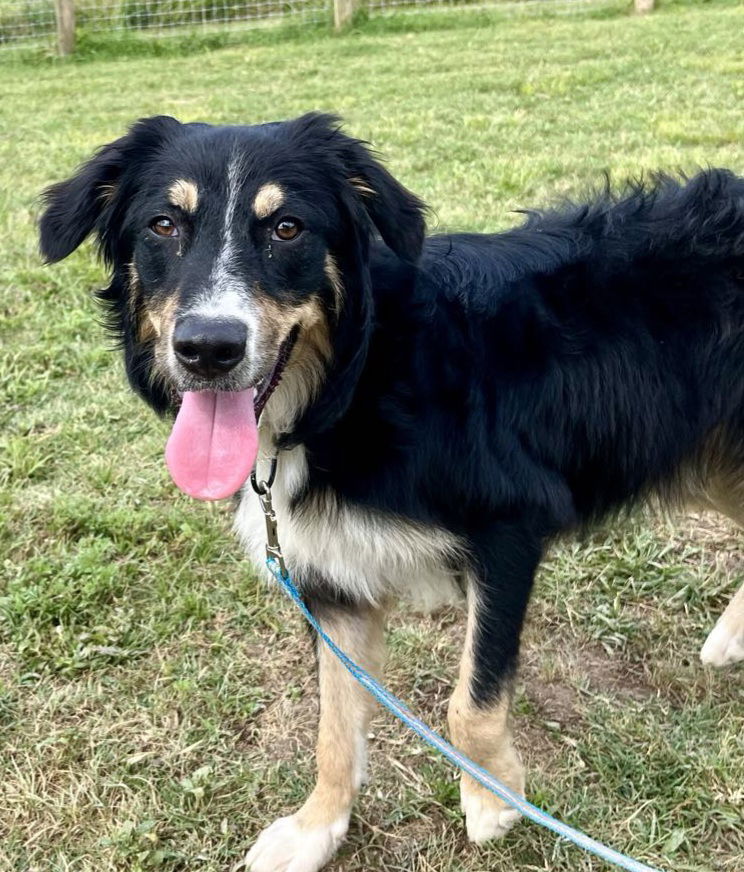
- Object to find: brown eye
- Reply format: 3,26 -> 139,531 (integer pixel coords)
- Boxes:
150,216 -> 178,238
273,217 -> 303,242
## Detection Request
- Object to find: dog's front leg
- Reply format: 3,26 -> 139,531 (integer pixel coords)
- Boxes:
448,523 -> 542,844
245,599 -> 386,872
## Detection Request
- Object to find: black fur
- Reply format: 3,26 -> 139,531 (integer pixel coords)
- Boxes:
39,115 -> 744,705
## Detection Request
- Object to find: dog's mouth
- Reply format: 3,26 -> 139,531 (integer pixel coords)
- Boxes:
253,327 -> 298,421
164,329 -> 298,501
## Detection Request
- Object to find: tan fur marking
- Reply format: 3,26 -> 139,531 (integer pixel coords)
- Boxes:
252,182 -> 285,219
447,590 -> 524,837
141,293 -> 179,345
294,605 -> 386,829
145,293 -> 180,390
629,428 -> 744,666
448,593 -> 514,757
168,179 -> 199,213
723,583 -> 744,624
97,183 -> 118,204
665,425 -> 744,516
348,176 -> 376,197
256,295 -> 332,437
127,262 -> 155,344
255,293 -> 324,336
127,262 -> 141,314
324,253 -> 344,313
682,435 -> 744,664
702,582 -> 744,663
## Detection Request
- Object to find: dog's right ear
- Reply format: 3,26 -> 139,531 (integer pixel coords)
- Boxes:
39,115 -> 182,264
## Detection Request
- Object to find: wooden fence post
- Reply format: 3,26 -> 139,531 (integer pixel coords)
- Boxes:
634,0 -> 654,13
54,0 -> 75,55
333,0 -> 354,30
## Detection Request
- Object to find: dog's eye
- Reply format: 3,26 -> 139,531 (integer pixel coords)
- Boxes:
150,216 -> 179,238
273,217 -> 303,242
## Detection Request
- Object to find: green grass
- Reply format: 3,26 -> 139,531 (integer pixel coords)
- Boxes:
1,1 -> 744,870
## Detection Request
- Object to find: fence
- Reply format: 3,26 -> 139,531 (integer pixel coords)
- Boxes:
0,0 -> 654,53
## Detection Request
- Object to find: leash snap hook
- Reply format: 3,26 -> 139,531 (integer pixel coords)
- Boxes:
250,456 -> 278,495
253,457 -> 288,579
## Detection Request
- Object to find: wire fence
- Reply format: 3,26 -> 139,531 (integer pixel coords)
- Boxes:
0,0 -> 325,44
367,0 -> 613,14
0,0 -> 624,49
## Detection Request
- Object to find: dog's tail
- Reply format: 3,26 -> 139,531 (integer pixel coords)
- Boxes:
633,168 -> 744,262
530,168 -> 744,269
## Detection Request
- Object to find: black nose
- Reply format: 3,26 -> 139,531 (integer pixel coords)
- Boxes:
173,317 -> 247,378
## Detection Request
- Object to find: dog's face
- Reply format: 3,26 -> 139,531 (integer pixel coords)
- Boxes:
40,114 -> 425,431
122,151 -> 343,400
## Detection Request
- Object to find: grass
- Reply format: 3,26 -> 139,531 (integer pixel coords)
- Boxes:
1,0 -> 743,869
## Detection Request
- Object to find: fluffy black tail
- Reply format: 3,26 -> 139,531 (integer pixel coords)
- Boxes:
530,168 -> 744,267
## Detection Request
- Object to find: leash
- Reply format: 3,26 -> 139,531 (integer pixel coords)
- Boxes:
253,465 -> 665,872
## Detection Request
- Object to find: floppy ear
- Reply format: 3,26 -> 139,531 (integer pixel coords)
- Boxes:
289,113 -> 427,264
283,205 -> 376,447
281,115 -> 426,445
343,145 -> 427,264
39,115 -> 182,264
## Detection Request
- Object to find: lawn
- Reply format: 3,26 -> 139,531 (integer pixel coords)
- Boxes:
1,1 -> 743,870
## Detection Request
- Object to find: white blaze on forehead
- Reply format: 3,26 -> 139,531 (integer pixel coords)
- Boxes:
190,154 -> 260,362
252,182 -> 285,219
207,152 -> 246,292
168,179 -> 199,213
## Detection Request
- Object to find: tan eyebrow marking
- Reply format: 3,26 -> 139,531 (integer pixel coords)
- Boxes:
167,179 -> 199,213
253,182 -> 285,219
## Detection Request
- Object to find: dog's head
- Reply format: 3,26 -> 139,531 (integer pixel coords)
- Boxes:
40,114 -> 425,449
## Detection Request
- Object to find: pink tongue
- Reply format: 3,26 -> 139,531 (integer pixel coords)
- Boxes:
165,389 -> 258,501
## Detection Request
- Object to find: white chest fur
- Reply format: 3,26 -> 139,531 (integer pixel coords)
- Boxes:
233,445 -> 466,612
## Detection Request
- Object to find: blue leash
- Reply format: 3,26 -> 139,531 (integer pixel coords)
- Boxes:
266,555 -> 665,872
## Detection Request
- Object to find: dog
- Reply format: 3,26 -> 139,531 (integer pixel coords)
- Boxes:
39,113 -> 744,872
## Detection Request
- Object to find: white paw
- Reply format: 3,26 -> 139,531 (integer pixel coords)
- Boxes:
244,813 -> 348,872
701,621 -> 744,667
461,783 -> 521,844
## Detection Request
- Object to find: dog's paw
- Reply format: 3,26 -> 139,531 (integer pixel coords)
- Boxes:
460,779 -> 521,844
701,620 -> 744,667
244,813 -> 348,872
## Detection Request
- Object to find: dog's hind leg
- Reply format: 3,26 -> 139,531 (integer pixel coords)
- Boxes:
447,524 -> 541,843
701,582 -> 744,666
690,442 -> 744,667
245,600 -> 386,872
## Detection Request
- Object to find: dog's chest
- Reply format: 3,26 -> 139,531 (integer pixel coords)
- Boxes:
233,446 -> 465,611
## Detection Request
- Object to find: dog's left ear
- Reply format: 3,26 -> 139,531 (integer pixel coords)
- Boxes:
342,145 -> 426,264
290,114 -> 426,264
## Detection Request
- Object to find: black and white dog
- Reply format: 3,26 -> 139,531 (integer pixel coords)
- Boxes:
40,113 -> 744,872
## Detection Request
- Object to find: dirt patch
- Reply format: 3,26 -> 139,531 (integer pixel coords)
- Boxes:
251,682 -> 317,761
231,621 -> 319,756
525,679 -> 581,727
575,644 -> 655,701
521,634 -> 655,719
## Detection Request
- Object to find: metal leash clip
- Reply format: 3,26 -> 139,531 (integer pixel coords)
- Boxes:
251,458 -> 288,579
